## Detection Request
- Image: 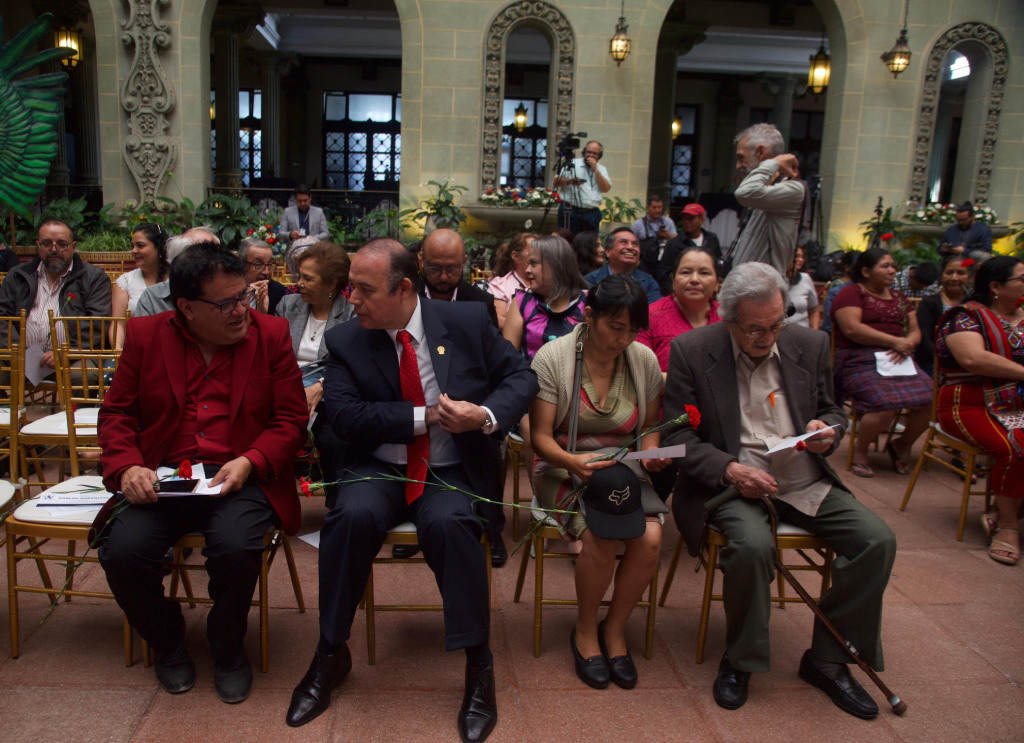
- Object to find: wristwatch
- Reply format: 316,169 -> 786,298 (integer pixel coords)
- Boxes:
480,409 -> 497,435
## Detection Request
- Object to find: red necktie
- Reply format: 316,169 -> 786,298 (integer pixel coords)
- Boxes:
397,330 -> 429,503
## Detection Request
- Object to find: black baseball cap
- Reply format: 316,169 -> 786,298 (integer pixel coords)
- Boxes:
580,463 -> 645,540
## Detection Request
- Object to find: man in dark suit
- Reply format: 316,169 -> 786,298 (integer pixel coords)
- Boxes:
418,228 -> 499,326
239,237 -> 286,315
286,239 -> 536,742
414,228 -> 505,565
98,243 -> 308,704
662,262 -> 896,719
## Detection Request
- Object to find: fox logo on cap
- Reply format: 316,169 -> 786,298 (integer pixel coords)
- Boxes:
608,487 -> 631,506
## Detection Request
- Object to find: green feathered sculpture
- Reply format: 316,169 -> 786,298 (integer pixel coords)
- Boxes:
0,12 -> 76,215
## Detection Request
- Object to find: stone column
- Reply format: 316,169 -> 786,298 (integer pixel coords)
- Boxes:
647,23 -> 707,200
712,79 -> 743,190
260,56 -> 281,179
757,74 -> 805,148
72,39 -> 100,186
213,32 -> 242,191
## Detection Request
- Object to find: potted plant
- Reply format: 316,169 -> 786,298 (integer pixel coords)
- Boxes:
401,179 -> 468,234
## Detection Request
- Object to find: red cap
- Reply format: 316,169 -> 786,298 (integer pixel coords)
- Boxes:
681,203 -> 705,217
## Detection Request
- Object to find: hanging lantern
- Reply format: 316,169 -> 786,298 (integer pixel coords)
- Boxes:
671,117 -> 681,138
514,102 -> 528,132
807,42 -> 830,95
54,26 -> 82,69
881,28 -> 911,78
609,0 -> 631,66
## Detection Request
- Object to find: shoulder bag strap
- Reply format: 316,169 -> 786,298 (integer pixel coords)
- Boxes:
566,326 -> 585,454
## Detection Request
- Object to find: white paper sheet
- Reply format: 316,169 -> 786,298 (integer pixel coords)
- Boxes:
24,344 -> 48,386
765,424 -> 842,454
874,351 -> 917,377
618,444 -> 687,461
298,531 -> 321,549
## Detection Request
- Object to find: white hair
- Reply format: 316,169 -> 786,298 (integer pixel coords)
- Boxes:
718,262 -> 789,323
734,123 -> 785,158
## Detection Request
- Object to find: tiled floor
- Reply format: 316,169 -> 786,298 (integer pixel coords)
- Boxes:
2,438 -> 1023,743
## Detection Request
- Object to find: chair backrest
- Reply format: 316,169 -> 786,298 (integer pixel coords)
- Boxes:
0,312 -> 25,482
49,313 -> 124,472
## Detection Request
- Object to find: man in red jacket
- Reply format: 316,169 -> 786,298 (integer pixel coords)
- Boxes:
98,243 -> 307,704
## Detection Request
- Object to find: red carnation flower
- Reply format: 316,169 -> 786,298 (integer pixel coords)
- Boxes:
300,477 -> 311,497
795,440 -> 807,452
265,225 -> 272,230
247,229 -> 255,235
268,237 -> 276,245
881,233 -> 893,241
66,292 -> 76,301
178,460 -> 192,479
960,258 -> 975,269
685,404 -> 701,429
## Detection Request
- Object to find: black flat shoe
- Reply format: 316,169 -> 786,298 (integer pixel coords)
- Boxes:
712,655 -> 751,710
286,645 -> 353,727
597,620 -> 637,689
458,660 -> 498,743
570,628 -> 609,689
798,650 -> 878,720
392,543 -> 421,559
214,660 -> 253,704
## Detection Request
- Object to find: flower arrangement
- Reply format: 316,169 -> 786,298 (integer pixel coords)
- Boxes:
245,223 -> 281,255
907,203 -> 998,225
478,186 -> 561,208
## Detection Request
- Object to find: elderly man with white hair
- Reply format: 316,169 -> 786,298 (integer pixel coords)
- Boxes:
729,124 -> 806,277
662,262 -> 896,720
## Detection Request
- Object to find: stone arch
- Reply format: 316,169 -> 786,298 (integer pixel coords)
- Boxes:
480,0 -> 576,192
908,22 -> 1007,207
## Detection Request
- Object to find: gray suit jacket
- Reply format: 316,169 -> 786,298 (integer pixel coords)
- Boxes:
662,322 -> 846,555
277,205 -> 329,245
275,292 -> 354,364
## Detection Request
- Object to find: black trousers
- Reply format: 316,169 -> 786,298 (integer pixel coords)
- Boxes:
98,480 -> 274,664
318,458 -> 489,651
558,203 -> 601,234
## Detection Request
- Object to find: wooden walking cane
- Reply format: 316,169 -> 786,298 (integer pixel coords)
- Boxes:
758,494 -> 907,715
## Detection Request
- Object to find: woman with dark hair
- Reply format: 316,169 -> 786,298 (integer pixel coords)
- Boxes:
915,253 -> 971,374
788,245 -> 821,329
276,240 -> 354,505
488,231 -> 537,329
110,222 -> 170,348
935,256 -> 1024,564
637,244 -> 721,374
530,274 -> 669,690
831,247 -> 932,477
502,235 -> 588,360
572,230 -> 604,275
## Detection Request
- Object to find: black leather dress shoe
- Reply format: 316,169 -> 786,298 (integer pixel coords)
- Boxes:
392,543 -> 421,559
154,643 -> 195,695
570,628 -> 610,689
712,655 -> 751,710
798,650 -> 879,719
597,620 -> 637,689
458,660 -> 498,743
489,535 -> 508,568
286,645 -> 353,727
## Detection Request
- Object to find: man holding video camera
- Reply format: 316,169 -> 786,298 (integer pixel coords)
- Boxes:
553,139 -> 611,234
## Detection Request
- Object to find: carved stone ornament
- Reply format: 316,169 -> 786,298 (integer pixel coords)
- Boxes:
907,22 -> 1007,208
120,0 -> 176,203
480,0 -> 576,192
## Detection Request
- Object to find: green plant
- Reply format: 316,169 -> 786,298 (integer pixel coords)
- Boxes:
892,238 -> 941,269
1011,221 -> 1024,255
859,198 -> 907,247
401,179 -> 468,233
601,196 -> 643,223
77,231 -> 130,253
194,193 -> 259,250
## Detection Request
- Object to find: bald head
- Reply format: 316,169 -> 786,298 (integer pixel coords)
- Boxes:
420,229 -> 466,301
183,227 -> 219,244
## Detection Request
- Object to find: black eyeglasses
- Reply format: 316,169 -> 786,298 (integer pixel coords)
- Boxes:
193,287 -> 256,314
38,240 -> 72,251
734,317 -> 788,339
424,264 -> 464,277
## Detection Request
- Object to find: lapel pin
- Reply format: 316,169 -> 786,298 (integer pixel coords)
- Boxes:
437,346 -> 446,355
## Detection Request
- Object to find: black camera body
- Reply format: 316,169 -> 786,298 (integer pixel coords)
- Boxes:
557,131 -> 588,159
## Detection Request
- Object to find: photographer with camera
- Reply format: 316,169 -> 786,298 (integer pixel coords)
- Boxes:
553,139 -> 612,235
941,202 -> 992,262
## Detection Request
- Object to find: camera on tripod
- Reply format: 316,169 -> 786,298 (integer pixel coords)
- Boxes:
557,131 -> 588,159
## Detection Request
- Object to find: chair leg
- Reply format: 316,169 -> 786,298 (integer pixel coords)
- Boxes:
282,534 -> 306,613
658,537 -> 684,607
511,448 -> 522,543
900,430 -> 932,512
513,531 -> 531,603
845,410 -> 858,472
364,567 -> 376,666
695,542 -> 719,665
8,534 -> 20,658
957,453 -> 977,542
532,532 -> 544,658
64,540 -> 76,602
